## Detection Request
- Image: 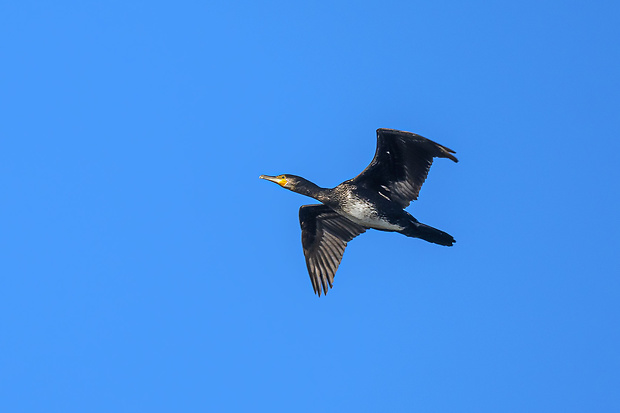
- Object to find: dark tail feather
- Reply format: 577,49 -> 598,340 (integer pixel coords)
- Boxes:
402,222 -> 455,246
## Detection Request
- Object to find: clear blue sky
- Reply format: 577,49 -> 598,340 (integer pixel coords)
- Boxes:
1,1 -> 619,412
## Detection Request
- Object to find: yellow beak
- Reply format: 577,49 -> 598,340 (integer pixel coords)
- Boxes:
259,174 -> 287,187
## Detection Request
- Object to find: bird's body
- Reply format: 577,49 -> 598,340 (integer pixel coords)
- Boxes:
260,128 -> 458,296
325,183 -> 407,231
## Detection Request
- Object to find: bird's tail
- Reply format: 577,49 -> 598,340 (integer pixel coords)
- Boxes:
401,221 -> 455,246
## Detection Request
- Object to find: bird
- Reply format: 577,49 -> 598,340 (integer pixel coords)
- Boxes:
260,128 -> 458,296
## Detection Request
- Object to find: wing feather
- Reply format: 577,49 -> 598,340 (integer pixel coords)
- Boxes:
299,204 -> 367,296
351,128 -> 458,208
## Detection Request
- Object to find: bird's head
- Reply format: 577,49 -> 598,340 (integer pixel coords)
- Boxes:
259,174 -> 304,191
259,174 -> 325,200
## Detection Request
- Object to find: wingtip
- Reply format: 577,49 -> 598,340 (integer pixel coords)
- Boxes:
441,147 -> 458,163
313,287 -> 326,297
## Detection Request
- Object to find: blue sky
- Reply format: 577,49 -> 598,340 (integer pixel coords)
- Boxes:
1,1 -> 619,412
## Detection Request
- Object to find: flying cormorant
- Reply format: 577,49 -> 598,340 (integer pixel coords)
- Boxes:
260,128 -> 458,296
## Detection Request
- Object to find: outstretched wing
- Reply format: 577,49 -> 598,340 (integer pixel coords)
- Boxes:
299,204 -> 367,296
351,128 -> 458,208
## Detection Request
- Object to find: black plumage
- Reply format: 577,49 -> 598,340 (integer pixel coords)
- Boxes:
260,128 -> 458,296
299,205 -> 367,295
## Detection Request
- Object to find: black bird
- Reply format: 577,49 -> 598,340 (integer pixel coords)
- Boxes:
260,128 -> 458,296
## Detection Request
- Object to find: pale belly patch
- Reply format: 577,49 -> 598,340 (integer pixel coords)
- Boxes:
339,200 -> 404,231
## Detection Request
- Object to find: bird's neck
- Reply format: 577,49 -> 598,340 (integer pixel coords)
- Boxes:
293,180 -> 330,203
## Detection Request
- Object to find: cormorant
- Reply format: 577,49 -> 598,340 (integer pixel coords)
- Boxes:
260,128 -> 458,296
